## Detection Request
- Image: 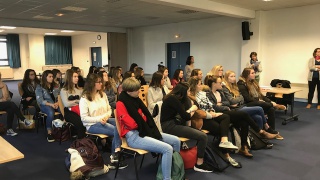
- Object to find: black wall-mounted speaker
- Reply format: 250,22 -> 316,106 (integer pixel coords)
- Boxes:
242,21 -> 253,40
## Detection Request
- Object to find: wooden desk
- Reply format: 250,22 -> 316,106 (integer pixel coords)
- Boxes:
0,137 -> 24,164
261,87 -> 302,125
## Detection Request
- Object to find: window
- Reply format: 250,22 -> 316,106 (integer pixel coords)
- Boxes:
0,36 -> 9,66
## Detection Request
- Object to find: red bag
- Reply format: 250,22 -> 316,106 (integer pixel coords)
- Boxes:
180,146 -> 197,169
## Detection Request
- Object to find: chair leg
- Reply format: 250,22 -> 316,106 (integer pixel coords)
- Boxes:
114,149 -> 123,179
156,154 -> 161,164
139,154 -> 145,169
133,153 -> 139,180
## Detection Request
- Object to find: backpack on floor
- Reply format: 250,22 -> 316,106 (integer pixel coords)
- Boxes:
248,128 -> 270,150
229,126 -> 251,153
156,151 -> 185,180
204,142 -> 229,172
70,138 -> 105,176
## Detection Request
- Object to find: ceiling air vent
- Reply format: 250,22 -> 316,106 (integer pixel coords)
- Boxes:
176,9 -> 199,14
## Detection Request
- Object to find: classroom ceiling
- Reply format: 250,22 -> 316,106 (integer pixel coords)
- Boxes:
0,0 -> 320,34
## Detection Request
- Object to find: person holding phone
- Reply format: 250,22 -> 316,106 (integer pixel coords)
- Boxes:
246,52 -> 262,83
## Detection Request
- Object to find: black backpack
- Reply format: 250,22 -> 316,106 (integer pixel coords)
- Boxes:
248,129 -> 272,150
204,142 -> 229,172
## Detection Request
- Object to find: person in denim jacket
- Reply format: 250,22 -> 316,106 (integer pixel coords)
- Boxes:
36,70 -> 60,142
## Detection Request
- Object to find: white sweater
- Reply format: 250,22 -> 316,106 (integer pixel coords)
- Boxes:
60,88 -> 83,108
79,92 -> 112,130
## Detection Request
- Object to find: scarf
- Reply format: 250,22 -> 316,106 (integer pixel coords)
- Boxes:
118,91 -> 162,140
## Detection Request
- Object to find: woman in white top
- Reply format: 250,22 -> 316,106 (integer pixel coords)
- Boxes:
79,73 -> 127,169
246,52 -> 262,83
60,69 -> 86,139
147,72 -> 170,131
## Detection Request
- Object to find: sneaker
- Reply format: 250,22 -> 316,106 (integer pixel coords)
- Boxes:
266,127 -> 279,135
47,134 -> 55,143
275,134 -> 284,140
24,119 -> 34,126
6,129 -> 18,136
194,162 -> 213,173
227,156 -> 242,168
219,141 -> 238,150
110,152 -> 119,163
108,161 -> 128,170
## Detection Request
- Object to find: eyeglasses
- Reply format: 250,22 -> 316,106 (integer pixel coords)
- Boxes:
95,81 -> 102,84
219,70 -> 224,71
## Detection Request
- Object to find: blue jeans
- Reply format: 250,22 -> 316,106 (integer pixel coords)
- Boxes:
126,130 -> 180,180
87,118 -> 120,153
238,106 -> 266,129
40,104 -> 56,131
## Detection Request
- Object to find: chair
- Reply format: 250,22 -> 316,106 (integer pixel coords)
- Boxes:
57,95 -> 65,117
17,82 -> 36,129
139,85 -> 149,107
114,110 -> 149,180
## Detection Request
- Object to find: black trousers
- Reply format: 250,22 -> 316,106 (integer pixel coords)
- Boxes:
202,114 -> 230,137
308,78 -> 320,104
224,111 -> 260,146
0,101 -> 25,129
64,108 -> 86,139
161,120 -> 207,158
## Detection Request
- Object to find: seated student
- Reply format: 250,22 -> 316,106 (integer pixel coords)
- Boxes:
190,69 -> 203,81
188,77 -> 243,166
110,68 -> 122,93
204,76 -> 277,157
21,69 -> 40,114
52,69 -> 62,88
223,70 -> 282,139
134,67 -> 147,85
147,72 -> 170,131
237,68 -> 286,133
96,67 -> 105,73
79,73 -> 127,169
158,65 -> 173,90
171,69 -> 184,88
117,77 -> 180,180
35,70 -> 60,142
60,69 -> 86,139
117,71 -> 135,96
98,71 -> 116,110
71,66 -> 85,88
160,82 -> 213,173
87,66 -> 97,77
129,63 -> 138,73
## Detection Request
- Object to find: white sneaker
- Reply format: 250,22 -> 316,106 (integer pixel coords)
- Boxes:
227,156 -> 241,168
219,141 -> 238,150
6,129 -> 18,136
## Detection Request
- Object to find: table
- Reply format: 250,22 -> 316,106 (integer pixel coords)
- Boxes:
0,137 -> 24,164
261,87 -> 302,125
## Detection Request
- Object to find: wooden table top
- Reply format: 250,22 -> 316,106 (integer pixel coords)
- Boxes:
0,137 -> 24,164
260,87 -> 302,94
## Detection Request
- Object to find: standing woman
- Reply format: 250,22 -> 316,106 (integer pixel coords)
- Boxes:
161,82 -> 213,173
147,72 -> 170,131
306,48 -> 320,109
21,69 -> 40,113
171,69 -> 184,88
35,70 -> 60,142
246,52 -> 262,83
237,68 -> 286,133
185,56 -> 195,81
98,71 -> 116,110
117,77 -> 180,180
60,69 -> 86,139
79,73 -> 127,169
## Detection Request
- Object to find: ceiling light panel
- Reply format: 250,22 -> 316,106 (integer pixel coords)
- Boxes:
61,6 -> 87,12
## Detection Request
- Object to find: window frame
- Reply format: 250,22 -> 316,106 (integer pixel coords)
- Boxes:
0,36 -> 9,67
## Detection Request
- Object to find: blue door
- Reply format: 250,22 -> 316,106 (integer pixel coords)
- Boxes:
167,42 -> 190,79
91,47 -> 102,67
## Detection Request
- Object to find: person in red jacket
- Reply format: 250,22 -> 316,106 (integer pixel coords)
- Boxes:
116,77 -> 180,180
